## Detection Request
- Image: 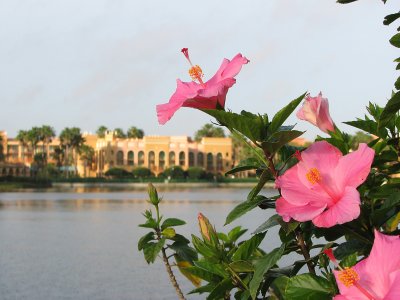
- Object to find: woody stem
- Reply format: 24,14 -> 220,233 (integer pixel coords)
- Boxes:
295,229 -> 316,275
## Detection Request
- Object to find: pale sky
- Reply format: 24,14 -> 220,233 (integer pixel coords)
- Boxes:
0,0 -> 398,139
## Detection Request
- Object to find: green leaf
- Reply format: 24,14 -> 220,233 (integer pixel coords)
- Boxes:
285,274 -> 334,300
378,91 -> 400,130
170,242 -> 198,263
270,276 -> 289,300
337,0 -> 358,3
191,235 -> 219,258
143,238 -> 165,264
194,260 -> 229,278
232,232 -> 266,261
203,109 -> 264,143
226,157 -> 261,175
372,193 -> 400,226
188,283 -> 215,295
269,92 -> 306,134
229,260 -> 254,273
390,33 -> 400,48
334,239 -> 366,260
138,232 -> 155,251
225,195 -> 271,225
384,12 -> 400,26
161,218 -> 186,230
249,245 -> 285,300
247,169 -> 272,201
184,266 -> 219,282
138,217 -> 158,229
253,214 -> 282,234
228,226 -> 248,243
262,130 -> 304,154
207,278 -> 235,300
340,253 -> 358,268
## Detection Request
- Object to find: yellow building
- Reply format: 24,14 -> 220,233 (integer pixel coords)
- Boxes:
0,130 -> 233,177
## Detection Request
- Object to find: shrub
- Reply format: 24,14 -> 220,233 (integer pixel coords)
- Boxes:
105,167 -> 131,178
132,167 -> 154,179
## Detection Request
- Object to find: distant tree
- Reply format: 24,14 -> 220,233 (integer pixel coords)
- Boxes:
350,131 -> 374,150
39,125 -> 56,165
27,127 -> 41,155
51,146 -> 65,168
0,132 -> 4,162
161,166 -> 185,179
114,128 -> 127,139
96,125 -> 108,138
194,124 -> 226,142
16,130 -> 30,163
60,127 -> 85,177
79,144 -> 95,177
127,126 -> 144,139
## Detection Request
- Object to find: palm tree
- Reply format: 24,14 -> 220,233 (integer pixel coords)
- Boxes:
60,127 -> 85,177
79,144 -> 95,177
127,126 -> 144,139
114,128 -> 126,139
39,125 -> 56,165
51,146 -> 65,169
194,124 -> 226,142
16,130 -> 30,163
0,132 -> 4,162
96,125 -> 108,138
27,127 -> 41,157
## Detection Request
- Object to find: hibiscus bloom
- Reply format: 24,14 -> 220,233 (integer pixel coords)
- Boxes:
296,92 -> 335,133
156,48 -> 249,125
275,141 -> 374,228
325,230 -> 400,300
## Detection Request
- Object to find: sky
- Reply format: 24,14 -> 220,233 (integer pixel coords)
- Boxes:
0,0 -> 398,140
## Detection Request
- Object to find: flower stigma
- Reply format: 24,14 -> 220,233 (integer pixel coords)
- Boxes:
181,48 -> 205,85
306,168 -> 321,184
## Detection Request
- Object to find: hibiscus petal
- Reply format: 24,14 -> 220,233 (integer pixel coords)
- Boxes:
385,270 -> 400,300
278,165 -> 331,206
312,186 -> 360,228
316,97 -> 335,133
156,80 -> 201,124
334,143 -> 374,189
276,197 -> 326,222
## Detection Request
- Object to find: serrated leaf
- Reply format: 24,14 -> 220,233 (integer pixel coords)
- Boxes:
285,274 -> 334,300
170,242 -> 198,263
138,232 -> 155,251
225,195 -> 271,225
249,245 -> 285,300
262,130 -> 304,154
191,235 -> 219,258
390,33 -> 400,48
334,239 -> 366,260
194,260 -> 229,278
228,226 -> 248,242
253,214 -> 282,234
184,266 -> 219,282
207,278 -> 235,300
226,157 -> 261,175
232,232 -> 266,261
143,238 -> 165,264
269,93 -> 306,134
138,217 -> 158,229
379,91 -> 400,130
229,260 -> 254,273
161,218 -> 186,230
188,283 -> 215,295
270,276 -> 289,300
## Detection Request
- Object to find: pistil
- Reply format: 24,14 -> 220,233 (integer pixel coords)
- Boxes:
181,48 -> 205,85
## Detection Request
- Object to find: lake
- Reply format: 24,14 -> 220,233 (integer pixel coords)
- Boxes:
0,185 -> 285,300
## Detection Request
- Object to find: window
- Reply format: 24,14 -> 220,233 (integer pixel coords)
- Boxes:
189,152 -> 195,167
148,151 -> 155,169
169,151 -> 175,166
207,153 -> 213,171
217,153 -> 223,171
179,151 -> 185,166
159,151 -> 165,170
116,151 -> 124,165
138,151 -> 145,166
128,151 -> 134,166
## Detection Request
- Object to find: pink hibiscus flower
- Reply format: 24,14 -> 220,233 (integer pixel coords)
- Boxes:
275,141 -> 374,228
325,230 -> 400,300
156,48 -> 249,125
296,92 -> 335,133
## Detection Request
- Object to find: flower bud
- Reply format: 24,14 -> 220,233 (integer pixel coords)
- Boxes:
162,227 -> 176,238
147,183 -> 159,205
198,213 -> 210,241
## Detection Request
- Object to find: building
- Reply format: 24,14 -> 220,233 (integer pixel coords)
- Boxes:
0,130 -> 233,177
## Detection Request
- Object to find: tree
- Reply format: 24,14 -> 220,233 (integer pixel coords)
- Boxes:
96,125 -> 108,138
27,127 -> 41,156
16,130 -> 30,163
39,125 -> 56,165
78,144 -> 95,177
51,146 -> 65,169
114,128 -> 126,139
127,126 -> 144,139
194,124 -> 226,142
0,132 -> 4,162
60,127 -> 85,177
349,131 -> 373,150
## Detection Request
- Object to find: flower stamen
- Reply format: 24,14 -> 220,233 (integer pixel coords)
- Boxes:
181,48 -> 205,85
338,267 -> 360,287
306,168 -> 321,184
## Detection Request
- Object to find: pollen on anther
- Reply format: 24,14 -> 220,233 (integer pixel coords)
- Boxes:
306,168 -> 321,184
338,268 -> 360,287
189,65 -> 204,81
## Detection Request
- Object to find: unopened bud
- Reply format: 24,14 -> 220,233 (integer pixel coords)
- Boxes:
198,213 -> 210,241
148,183 -> 159,205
